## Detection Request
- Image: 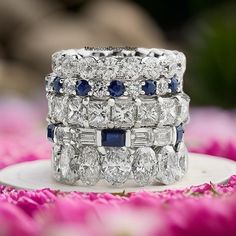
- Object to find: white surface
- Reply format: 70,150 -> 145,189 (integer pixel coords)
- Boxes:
0,153 -> 235,193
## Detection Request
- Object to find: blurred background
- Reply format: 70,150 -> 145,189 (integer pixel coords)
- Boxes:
1,0 -> 236,106
0,0 -> 236,166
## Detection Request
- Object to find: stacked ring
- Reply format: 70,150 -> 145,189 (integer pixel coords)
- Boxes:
46,47 -> 190,186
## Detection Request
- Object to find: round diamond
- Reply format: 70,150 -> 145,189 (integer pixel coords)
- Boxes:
63,78 -> 76,95
156,78 -> 169,95
155,146 -> 179,185
79,57 -> 98,79
102,147 -> 132,185
97,57 -> 118,80
119,57 -> 142,79
125,81 -> 141,97
142,57 -> 161,79
60,52 -> 81,77
142,80 -> 156,96
108,80 -> 125,97
159,54 -> 177,78
75,79 -> 91,96
132,147 -> 156,186
79,146 -> 101,186
92,80 -> 108,97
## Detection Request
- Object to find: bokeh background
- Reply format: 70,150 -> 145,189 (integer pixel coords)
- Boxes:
0,0 -> 236,166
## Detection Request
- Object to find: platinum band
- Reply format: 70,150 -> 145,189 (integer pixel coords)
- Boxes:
47,93 -> 190,128
48,125 -> 183,148
52,48 -> 186,80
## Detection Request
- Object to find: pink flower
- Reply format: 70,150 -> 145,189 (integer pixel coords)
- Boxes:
0,202 -> 38,236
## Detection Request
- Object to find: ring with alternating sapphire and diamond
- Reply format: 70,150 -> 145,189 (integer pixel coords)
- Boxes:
46,47 -> 190,186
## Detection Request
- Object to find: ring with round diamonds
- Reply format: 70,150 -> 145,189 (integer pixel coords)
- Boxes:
46,47 -> 190,187
47,48 -> 186,99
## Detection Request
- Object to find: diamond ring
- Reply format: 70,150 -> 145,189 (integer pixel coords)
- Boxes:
46,47 -> 190,186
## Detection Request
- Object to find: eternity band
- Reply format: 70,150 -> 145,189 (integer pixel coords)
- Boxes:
46,47 -> 190,187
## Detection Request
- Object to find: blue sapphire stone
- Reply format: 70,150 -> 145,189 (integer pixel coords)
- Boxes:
176,125 -> 184,144
53,77 -> 63,94
108,80 -> 125,97
142,80 -> 156,95
102,129 -> 126,147
169,76 -> 179,93
47,124 -> 56,142
75,79 -> 92,96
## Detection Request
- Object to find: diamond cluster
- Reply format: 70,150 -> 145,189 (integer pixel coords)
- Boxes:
47,47 -> 190,187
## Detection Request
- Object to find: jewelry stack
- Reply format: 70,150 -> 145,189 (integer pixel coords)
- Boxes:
46,47 -> 190,186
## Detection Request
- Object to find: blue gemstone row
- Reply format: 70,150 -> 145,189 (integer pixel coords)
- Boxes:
47,124 -> 184,147
51,77 -> 179,97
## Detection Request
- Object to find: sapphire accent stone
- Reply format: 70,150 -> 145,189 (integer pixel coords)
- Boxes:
169,76 -> 179,93
176,125 -> 184,144
75,79 -> 92,96
53,77 -> 63,94
47,124 -> 56,142
102,129 -> 126,147
108,80 -> 125,97
142,80 -> 156,95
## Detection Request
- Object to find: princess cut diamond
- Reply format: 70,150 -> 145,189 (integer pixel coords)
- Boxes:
137,100 -> 159,126
88,101 -> 110,128
111,100 -> 135,127
67,97 -> 87,126
159,97 -> 178,126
